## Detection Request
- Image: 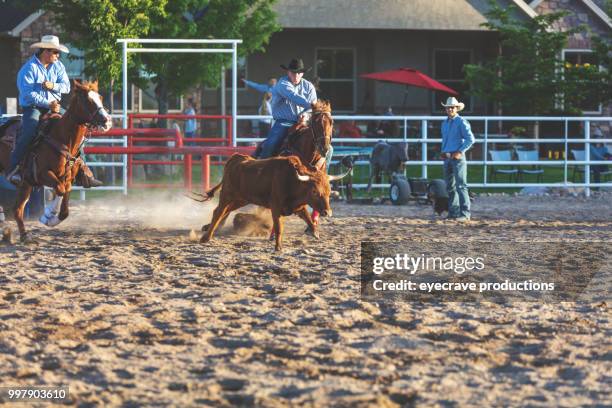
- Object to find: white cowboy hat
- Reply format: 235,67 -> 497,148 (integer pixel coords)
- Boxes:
30,35 -> 69,53
441,96 -> 464,111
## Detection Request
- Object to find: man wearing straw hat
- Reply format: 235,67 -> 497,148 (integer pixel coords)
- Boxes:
6,35 -> 102,187
5,35 -> 70,184
440,97 -> 475,222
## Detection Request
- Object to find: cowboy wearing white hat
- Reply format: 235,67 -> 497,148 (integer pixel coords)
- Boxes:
5,35 -> 71,184
30,35 -> 70,54
441,96 -> 465,112
440,96 -> 474,221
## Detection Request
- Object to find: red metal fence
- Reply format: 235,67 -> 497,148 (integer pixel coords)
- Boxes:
87,118 -> 253,192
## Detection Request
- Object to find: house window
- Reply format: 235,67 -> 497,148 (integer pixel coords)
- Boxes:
139,81 -> 182,112
433,49 -> 472,112
315,48 -> 355,112
562,49 -> 601,114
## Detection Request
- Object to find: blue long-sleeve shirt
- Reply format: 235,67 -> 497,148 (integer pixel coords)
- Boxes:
441,115 -> 475,154
271,75 -> 317,122
17,55 -> 70,109
244,79 -> 272,94
590,144 -> 610,161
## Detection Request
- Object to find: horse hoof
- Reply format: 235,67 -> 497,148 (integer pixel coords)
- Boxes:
201,223 -> 210,232
2,227 -> 12,244
304,226 -> 320,239
39,214 -> 61,227
200,235 -> 210,244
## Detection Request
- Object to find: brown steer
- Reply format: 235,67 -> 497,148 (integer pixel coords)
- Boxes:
200,154 -> 332,251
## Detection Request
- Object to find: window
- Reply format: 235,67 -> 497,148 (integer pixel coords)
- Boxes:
315,48 -> 356,112
139,81 -> 182,112
433,49 -> 472,112
61,46 -> 84,79
562,49 -> 601,114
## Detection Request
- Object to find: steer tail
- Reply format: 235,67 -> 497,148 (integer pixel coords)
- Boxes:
185,182 -> 223,203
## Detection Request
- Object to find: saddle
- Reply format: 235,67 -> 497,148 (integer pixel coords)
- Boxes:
253,122 -> 309,158
282,123 -> 308,151
17,112 -> 93,187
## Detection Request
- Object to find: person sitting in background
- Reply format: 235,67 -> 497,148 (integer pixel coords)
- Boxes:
376,106 -> 397,137
338,120 -> 362,138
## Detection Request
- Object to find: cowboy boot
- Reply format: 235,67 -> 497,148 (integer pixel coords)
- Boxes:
75,162 -> 103,188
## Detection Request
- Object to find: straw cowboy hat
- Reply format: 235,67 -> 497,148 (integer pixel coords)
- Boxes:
441,96 -> 464,112
280,58 -> 311,73
30,35 -> 69,53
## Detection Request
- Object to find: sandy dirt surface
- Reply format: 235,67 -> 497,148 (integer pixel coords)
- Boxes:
0,193 -> 610,407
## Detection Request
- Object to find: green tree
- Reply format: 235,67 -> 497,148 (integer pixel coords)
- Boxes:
134,0 -> 281,115
40,0 -> 166,92
464,1 -> 610,115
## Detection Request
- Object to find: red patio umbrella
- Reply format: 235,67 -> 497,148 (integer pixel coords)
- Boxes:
361,67 -> 459,96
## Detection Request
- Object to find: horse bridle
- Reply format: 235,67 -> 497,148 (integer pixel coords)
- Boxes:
310,110 -> 332,156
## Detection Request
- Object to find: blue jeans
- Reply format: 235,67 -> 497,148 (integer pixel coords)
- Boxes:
259,120 -> 294,159
10,106 -> 46,170
444,157 -> 470,218
184,130 -> 196,146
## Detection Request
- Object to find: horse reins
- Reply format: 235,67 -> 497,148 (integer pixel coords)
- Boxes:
310,110 -> 332,158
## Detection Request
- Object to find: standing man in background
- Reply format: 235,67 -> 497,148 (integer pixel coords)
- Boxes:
183,98 -> 197,145
440,97 -> 474,222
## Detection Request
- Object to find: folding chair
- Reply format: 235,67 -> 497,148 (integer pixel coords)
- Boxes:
489,150 -> 518,182
516,150 -> 544,182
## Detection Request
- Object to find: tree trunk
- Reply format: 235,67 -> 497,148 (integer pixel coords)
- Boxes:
156,78 -> 169,128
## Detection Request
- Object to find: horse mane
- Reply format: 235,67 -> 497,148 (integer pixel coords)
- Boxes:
312,99 -> 331,114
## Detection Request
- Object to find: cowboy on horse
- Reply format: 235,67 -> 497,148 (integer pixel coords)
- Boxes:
257,58 -> 334,166
4,35 -> 102,187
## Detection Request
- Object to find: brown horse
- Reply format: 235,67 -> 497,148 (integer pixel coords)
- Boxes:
282,99 -> 333,170
1,80 -> 112,242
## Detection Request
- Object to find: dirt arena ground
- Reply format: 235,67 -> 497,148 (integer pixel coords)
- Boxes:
0,193 -> 610,407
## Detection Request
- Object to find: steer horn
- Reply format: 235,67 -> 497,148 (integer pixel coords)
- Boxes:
295,171 -> 310,182
327,167 -> 352,182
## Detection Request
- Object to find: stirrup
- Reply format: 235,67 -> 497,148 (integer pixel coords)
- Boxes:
6,166 -> 22,185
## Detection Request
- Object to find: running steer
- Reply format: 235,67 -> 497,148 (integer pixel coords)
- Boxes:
200,154 -> 332,251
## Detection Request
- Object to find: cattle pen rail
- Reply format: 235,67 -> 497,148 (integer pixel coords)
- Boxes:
85,144 -> 255,192
236,115 -> 612,196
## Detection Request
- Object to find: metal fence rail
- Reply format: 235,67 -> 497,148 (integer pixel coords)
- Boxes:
237,115 -> 612,196
3,114 -> 611,197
